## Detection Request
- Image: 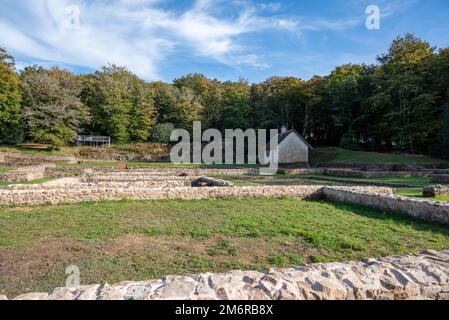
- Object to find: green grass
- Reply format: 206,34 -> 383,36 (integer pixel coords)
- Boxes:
0,145 -> 74,156
211,174 -> 349,187
314,147 -> 448,165
396,188 -> 449,201
0,177 -> 54,187
310,174 -> 433,186
0,166 -> 10,173
1,197 -> 449,297
214,174 -> 434,187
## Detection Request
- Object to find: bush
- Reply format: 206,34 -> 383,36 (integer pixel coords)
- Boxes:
151,123 -> 175,143
339,132 -> 362,150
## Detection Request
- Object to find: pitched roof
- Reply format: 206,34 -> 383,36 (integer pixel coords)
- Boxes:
277,129 -> 313,150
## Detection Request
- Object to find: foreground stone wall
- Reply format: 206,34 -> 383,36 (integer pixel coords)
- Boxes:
323,187 -> 449,225
8,250 -> 449,300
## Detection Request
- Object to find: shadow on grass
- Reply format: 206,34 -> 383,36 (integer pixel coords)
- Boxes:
309,199 -> 449,236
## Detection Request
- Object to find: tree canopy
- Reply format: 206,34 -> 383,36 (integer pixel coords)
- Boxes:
0,34 -> 447,157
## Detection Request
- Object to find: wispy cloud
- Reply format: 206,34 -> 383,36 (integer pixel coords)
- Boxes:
0,0 -> 297,79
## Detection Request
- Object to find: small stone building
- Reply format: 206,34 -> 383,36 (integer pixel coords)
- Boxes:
272,127 -> 313,165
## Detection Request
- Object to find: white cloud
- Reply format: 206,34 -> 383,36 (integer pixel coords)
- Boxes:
235,54 -> 270,69
0,0 -> 298,79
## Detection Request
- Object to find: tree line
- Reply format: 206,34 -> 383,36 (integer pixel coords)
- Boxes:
0,33 -> 448,158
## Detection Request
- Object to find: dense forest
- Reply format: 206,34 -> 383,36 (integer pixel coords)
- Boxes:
0,33 -> 448,159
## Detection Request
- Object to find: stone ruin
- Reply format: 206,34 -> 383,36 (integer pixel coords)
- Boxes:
191,176 -> 234,187
2,161 -> 449,300
6,250 -> 449,300
423,185 -> 449,197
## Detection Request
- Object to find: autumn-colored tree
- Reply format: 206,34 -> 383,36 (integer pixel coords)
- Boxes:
0,47 -> 23,144
21,66 -> 89,147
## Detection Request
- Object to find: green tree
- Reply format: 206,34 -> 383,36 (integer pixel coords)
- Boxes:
0,48 -> 23,144
150,82 -> 183,127
151,123 -> 175,143
87,65 -> 156,143
326,64 -> 365,146
173,73 -> 221,128
150,82 -> 203,131
21,66 -> 89,147
302,76 -> 333,145
219,80 -> 252,130
251,77 -> 307,131
377,34 -> 438,153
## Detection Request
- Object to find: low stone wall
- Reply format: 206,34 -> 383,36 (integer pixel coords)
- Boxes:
0,185 -> 326,206
44,167 -> 257,179
323,169 -> 433,178
80,174 -> 196,183
423,185 -> 449,197
44,166 -> 116,178
8,250 -> 449,300
282,168 -> 324,175
315,162 -> 442,170
323,187 -> 449,225
0,184 -> 395,206
0,152 -> 77,166
0,164 -> 55,182
130,167 -> 257,176
1,180 -> 192,190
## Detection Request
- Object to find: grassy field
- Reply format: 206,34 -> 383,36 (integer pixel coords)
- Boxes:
211,174 -> 350,187
310,174 -> 433,186
396,188 -> 449,201
213,174 -> 435,187
1,197 -> 449,297
0,178 -> 54,187
313,147 -> 448,165
0,145 -> 74,156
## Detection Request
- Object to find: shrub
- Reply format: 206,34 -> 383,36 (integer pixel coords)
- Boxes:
151,123 -> 175,143
339,132 -> 362,150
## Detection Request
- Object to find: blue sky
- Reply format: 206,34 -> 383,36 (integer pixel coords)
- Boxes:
0,0 -> 448,82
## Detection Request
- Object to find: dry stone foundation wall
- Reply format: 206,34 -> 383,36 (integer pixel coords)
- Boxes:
80,174 -> 196,183
423,185 -> 449,197
0,152 -> 77,166
322,169 -> 434,178
0,185 -> 326,206
44,166 -> 257,179
0,164 -> 55,182
8,250 -> 449,300
323,187 -> 449,225
2,176 -> 446,226
315,162 -> 443,170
